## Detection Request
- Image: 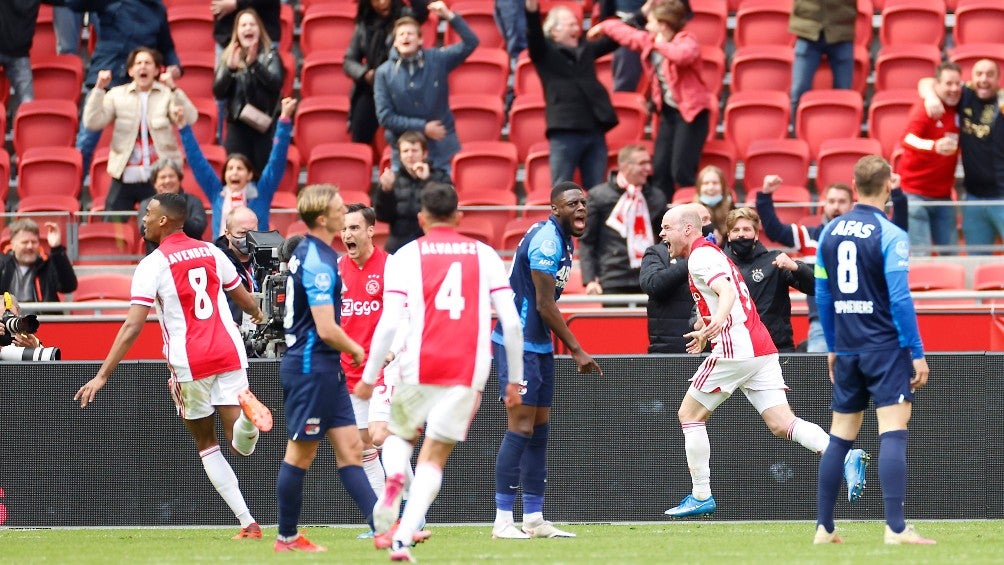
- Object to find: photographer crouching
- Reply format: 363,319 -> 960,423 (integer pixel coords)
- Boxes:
0,292 -> 60,361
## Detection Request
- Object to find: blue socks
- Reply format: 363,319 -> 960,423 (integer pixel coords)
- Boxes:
520,423 -> 550,514
816,435 -> 852,532
879,430 -> 909,533
339,465 -> 379,531
276,461 -> 306,538
495,430 -> 530,511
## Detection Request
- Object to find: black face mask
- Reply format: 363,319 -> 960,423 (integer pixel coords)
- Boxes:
729,237 -> 756,258
701,224 -> 714,238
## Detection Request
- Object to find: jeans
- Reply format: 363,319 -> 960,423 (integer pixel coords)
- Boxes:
0,54 -> 34,108
905,192 -> 958,255
52,7 -> 83,55
612,46 -> 643,92
790,36 -> 854,117
75,122 -> 102,176
653,106 -> 709,197
493,0 -> 527,60
961,194 -> 1004,255
548,131 -> 608,190
806,318 -> 827,352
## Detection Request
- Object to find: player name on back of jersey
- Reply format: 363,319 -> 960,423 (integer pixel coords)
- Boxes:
165,245 -> 213,265
834,300 -> 874,314
421,240 -> 478,255
828,220 -> 874,238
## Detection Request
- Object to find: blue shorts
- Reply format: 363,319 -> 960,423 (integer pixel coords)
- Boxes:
279,366 -> 355,440
832,348 -> 915,413
494,342 -> 554,407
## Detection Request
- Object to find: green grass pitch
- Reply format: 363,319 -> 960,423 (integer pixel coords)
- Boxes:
2,521 -> 1002,564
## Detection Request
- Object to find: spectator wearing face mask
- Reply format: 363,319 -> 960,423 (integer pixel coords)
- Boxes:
214,206 -> 260,326
692,165 -> 733,244
721,207 -> 813,352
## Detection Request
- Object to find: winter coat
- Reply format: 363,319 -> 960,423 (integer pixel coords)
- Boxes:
0,246 -> 78,302
213,46 -> 284,124
639,243 -> 693,353
374,167 -> 453,252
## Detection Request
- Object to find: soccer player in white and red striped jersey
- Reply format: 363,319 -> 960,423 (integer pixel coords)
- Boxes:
660,203 -> 836,519
355,183 -> 525,563
337,203 -> 391,502
75,192 -> 273,539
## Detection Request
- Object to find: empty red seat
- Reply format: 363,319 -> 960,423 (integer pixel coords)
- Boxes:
0,149 -> 9,208
451,94 -> 505,143
867,89 -> 917,159
879,0 -> 946,47
874,44 -> 943,92
187,96 -> 219,146
733,0 -> 794,49
500,217 -> 541,251
277,144 -> 302,196
698,139 -> 737,188
300,50 -> 353,99
300,5 -> 356,56
459,189 -> 518,246
607,92 -> 648,148
451,141 -> 519,196
815,138 -> 884,190
167,5 -> 216,52
12,99 -> 78,155
513,54 -> 543,99
455,215 -> 499,247
76,222 -> 138,264
688,0 -> 728,47
508,96 -> 548,162
908,262 -> 965,291
730,45 -> 793,94
723,90 -> 790,160
747,184 -> 812,225
795,89 -> 864,159
17,146 -> 83,199
973,263 -> 1004,291
447,47 -> 510,98
953,0 -> 1004,46
30,4 -> 57,59
294,96 -> 352,160
306,142 -> 374,194
699,46 -> 727,98
949,44 -> 1004,79
743,138 -> 810,190
446,1 -> 504,49
15,194 -> 79,239
71,273 -> 134,314
30,55 -> 84,101
174,51 -> 216,99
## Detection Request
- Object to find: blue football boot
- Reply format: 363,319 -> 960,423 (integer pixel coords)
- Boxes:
664,494 -> 717,518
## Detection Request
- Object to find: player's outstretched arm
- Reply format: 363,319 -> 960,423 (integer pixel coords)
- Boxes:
530,270 -> 602,375
226,284 -> 264,324
75,305 -> 150,408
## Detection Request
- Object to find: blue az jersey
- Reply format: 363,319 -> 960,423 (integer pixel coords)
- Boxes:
815,204 -> 923,358
492,216 -> 572,353
281,235 -> 344,374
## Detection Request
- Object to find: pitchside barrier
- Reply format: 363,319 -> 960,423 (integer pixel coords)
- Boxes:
1,354 -> 1000,527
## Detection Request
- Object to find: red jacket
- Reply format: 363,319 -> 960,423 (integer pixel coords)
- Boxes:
599,21 -> 713,123
898,100 -> 960,199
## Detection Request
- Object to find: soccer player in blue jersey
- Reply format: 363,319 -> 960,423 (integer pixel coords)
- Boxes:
814,155 -> 935,545
273,184 -> 376,552
491,181 -> 603,539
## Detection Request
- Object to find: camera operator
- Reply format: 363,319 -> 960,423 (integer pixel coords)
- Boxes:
0,293 -> 42,349
0,219 -> 78,304
214,207 -> 260,326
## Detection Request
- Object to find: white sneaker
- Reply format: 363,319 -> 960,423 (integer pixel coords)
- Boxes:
492,521 -> 530,539
521,519 -> 576,538
884,524 -> 936,545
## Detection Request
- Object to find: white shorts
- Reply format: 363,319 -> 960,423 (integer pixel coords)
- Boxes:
388,384 -> 482,444
351,394 -> 370,430
368,383 -> 394,424
169,369 -> 249,421
688,354 -> 789,413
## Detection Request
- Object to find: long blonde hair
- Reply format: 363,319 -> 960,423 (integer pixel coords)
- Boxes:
221,8 -> 274,70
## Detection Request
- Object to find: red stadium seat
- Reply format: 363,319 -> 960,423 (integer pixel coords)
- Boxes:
973,263 -> 1004,291
854,0 -> 874,50
908,262 -> 965,291
448,48 -> 510,98
17,147 -> 83,199
459,189 -> 518,246
688,0 -> 728,47
607,92 -> 648,148
795,89 -> 864,159
167,5 -> 216,52
445,1 -> 505,49
279,50 -> 295,98
300,50 -> 354,100
30,55 -> 84,101
300,5 -> 356,56
30,4 -> 57,59
874,44 -> 943,93
949,44 -> 1004,79
879,0 -> 946,48
867,89 -> 916,159
15,194 -> 79,239
953,0 -> 1004,46
279,3 -> 294,54
521,190 -> 554,222
522,142 -> 554,200
455,216 -> 499,247
723,90 -> 790,160
451,94 -> 505,143
733,0 -> 794,49
87,147 -> 112,211
71,273 -> 134,314
508,96 -> 548,161
815,138 -> 883,190
12,99 -> 78,155
174,51 -> 217,99
0,149 -> 9,210
187,96 -> 219,146
181,144 -> 227,208
747,184 -> 812,225
730,45 -> 793,94
743,138 -> 810,191
513,54 -> 543,99
698,139 -> 737,189
293,96 -> 352,160
306,142 -> 374,194
451,141 -> 519,196
0,73 -> 9,107
277,144 -> 301,196
500,217 -> 540,251
76,222 -> 138,264
699,46 -> 727,98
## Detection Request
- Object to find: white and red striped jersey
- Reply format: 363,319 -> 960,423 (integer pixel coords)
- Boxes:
687,238 -> 777,359
385,226 -> 511,390
131,232 -> 248,381
337,246 -> 389,392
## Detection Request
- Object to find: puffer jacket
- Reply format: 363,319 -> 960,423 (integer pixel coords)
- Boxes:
373,167 -> 453,252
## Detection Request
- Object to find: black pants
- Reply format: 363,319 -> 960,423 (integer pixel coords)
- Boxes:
653,106 -> 709,199
224,118 -> 276,176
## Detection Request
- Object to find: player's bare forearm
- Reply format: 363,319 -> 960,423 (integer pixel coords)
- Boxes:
76,306 -> 147,407
229,285 -> 264,323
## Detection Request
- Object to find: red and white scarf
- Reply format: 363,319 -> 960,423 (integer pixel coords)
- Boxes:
605,172 -> 654,269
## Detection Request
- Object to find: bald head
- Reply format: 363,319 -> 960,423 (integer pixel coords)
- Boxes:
661,204 -> 704,258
